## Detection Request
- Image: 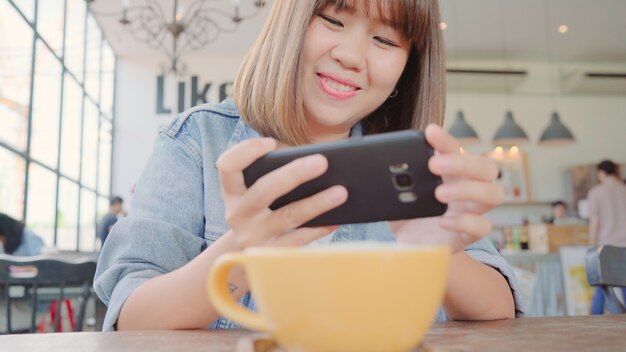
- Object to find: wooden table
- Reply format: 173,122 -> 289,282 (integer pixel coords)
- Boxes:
1,315 -> 624,351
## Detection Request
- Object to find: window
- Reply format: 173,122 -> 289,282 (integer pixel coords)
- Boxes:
25,163 -> 57,247
30,40 -> 62,169
60,73 -> 82,180
81,99 -> 99,190
98,119 -> 112,195
37,0 -> 65,56
101,43 -> 115,117
57,177 -> 79,250
64,0 -> 85,83
0,147 -> 26,219
79,189 -> 96,252
84,13 -> 101,102
0,0 -> 33,152
0,0 -> 116,252
10,0 -> 34,23
96,196 -> 110,251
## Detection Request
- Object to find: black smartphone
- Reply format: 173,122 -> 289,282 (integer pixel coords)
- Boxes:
243,130 -> 447,227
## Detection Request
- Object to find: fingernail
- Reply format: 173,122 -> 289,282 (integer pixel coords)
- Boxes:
439,216 -> 455,228
305,155 -> 325,172
436,185 -> 454,199
327,187 -> 346,204
429,157 -> 447,172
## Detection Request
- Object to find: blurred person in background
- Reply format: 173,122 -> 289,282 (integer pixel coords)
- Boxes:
98,196 -> 126,245
0,213 -> 44,256
587,159 -> 626,314
546,200 -> 567,224
545,200 -> 585,225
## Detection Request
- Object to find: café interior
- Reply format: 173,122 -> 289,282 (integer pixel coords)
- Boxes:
1,0 -> 625,350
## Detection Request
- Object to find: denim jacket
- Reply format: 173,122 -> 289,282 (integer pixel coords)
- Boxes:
94,98 -> 525,331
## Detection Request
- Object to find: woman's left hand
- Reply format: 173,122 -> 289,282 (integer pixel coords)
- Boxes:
389,124 -> 504,252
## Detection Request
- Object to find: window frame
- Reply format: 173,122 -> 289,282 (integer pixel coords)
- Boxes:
0,0 -> 117,251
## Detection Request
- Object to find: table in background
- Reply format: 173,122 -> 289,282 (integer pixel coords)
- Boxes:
1,315 -> 624,351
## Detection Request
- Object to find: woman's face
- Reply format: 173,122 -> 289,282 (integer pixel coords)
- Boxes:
300,3 -> 411,142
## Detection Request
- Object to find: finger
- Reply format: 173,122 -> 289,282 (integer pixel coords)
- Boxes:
435,181 -> 505,208
429,153 -> 499,182
271,226 -> 340,247
446,200 -> 494,215
236,154 -> 330,215
216,138 -> 276,198
267,185 -> 348,233
425,124 -> 461,155
439,214 -> 493,244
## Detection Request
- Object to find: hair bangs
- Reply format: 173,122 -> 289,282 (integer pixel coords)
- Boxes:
314,0 -> 429,45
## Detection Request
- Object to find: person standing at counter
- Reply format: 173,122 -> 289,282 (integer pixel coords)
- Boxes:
587,159 -> 626,314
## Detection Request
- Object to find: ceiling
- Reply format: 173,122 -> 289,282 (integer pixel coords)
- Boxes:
91,0 -> 626,64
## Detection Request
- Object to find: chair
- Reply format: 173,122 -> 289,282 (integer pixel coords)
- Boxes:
0,254 -> 97,333
585,245 -> 626,314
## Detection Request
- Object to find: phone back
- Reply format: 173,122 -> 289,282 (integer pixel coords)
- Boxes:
243,130 -> 447,227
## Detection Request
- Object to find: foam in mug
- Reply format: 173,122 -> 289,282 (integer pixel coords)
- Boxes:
208,242 -> 451,352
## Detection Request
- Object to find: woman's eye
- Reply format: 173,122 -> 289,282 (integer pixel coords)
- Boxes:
318,14 -> 343,27
374,36 -> 399,47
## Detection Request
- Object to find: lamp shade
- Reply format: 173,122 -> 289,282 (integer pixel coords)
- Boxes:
539,112 -> 575,146
493,111 -> 528,146
448,111 -> 480,144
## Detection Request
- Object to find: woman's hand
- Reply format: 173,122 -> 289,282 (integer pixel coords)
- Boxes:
389,124 -> 504,251
216,138 -> 348,249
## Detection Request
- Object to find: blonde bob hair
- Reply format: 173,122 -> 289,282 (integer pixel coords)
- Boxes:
232,0 -> 445,146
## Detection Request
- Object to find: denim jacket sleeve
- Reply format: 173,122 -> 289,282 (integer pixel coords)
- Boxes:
436,237 -> 526,319
93,113 -> 211,331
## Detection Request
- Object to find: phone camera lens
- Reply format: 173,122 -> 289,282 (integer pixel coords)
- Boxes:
393,173 -> 413,189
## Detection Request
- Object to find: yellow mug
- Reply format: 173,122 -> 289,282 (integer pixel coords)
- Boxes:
208,243 -> 450,352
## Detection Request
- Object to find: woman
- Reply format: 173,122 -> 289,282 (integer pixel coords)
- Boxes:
95,0 -> 524,331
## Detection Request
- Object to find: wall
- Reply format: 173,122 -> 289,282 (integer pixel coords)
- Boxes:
445,93 -> 626,201
113,56 -> 626,212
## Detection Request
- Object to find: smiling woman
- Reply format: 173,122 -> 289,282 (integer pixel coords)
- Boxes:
299,4 -> 411,141
233,0 -> 445,145
94,0 -> 522,334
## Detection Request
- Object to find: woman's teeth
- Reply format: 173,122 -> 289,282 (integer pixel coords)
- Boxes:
321,76 -> 357,92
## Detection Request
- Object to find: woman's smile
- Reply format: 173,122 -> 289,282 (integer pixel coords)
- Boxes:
317,73 -> 361,100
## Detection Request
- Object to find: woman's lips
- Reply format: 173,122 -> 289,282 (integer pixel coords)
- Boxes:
317,73 -> 360,100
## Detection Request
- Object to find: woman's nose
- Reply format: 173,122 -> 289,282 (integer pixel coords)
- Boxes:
329,34 -> 366,71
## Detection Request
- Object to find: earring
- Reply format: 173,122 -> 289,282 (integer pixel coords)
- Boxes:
389,89 -> 398,98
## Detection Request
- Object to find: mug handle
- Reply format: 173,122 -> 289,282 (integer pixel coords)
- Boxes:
207,252 -> 268,332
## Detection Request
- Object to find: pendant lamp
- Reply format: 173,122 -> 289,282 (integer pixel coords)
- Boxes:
493,111 -> 528,146
539,111 -> 575,146
449,111 -> 480,144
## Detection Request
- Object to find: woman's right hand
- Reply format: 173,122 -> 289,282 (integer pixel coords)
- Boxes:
215,137 -> 348,249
